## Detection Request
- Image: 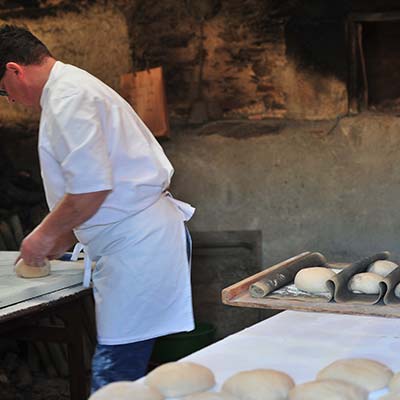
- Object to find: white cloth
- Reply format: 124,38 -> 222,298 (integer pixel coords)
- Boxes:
86,194 -> 194,344
37,61 -> 195,344
160,311 -> 400,400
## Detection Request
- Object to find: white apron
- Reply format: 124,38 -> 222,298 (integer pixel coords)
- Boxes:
77,193 -> 194,345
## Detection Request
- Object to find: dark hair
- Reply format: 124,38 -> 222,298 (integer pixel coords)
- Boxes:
0,24 -> 52,79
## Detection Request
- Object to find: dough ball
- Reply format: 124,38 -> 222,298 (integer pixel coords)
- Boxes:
389,371 -> 400,392
184,392 -> 237,400
317,358 -> 393,392
394,283 -> 400,298
15,258 -> 51,278
368,260 -> 399,277
347,272 -> 382,294
289,379 -> 368,400
222,369 -> 295,400
294,267 -> 336,294
88,381 -> 163,400
379,394 -> 400,400
145,362 -> 215,397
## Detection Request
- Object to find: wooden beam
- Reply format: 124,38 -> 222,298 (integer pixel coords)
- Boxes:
347,20 -> 359,114
357,23 -> 369,111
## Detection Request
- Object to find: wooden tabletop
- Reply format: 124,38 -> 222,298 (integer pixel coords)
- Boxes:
0,251 -> 85,313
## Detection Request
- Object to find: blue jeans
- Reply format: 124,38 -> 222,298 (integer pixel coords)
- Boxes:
91,224 -> 192,393
91,338 -> 156,392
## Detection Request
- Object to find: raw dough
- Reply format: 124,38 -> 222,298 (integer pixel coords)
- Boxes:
394,283 -> 400,298
294,267 -> 336,294
88,381 -> 163,400
222,369 -> 294,400
347,272 -> 381,294
184,393 -> 237,400
15,258 -> 51,278
317,358 -> 393,392
368,260 -> 399,277
145,362 -> 215,397
389,371 -> 400,392
289,379 -> 368,400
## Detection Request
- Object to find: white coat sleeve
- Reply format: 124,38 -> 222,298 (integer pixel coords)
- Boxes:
45,91 -> 113,194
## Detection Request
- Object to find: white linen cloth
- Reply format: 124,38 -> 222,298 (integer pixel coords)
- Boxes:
38,61 -> 195,344
157,311 -> 400,400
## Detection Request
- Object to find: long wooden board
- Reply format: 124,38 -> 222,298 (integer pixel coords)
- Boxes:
221,252 -> 400,318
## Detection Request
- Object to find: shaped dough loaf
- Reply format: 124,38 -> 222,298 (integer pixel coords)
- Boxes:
222,369 -> 294,400
88,381 -> 163,400
317,358 -> 393,392
368,260 -> 399,277
145,362 -> 215,397
347,272 -> 381,294
394,284 -> 400,298
289,379 -> 368,400
294,267 -> 335,294
15,258 -> 51,278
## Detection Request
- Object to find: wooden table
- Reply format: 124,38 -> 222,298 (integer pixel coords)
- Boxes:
0,284 -> 94,400
0,252 -> 94,400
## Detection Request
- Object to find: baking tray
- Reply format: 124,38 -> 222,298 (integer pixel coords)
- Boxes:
222,252 -> 400,318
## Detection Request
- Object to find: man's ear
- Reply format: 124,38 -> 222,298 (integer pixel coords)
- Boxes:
5,62 -> 24,78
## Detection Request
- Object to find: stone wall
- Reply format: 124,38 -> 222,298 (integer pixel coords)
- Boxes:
0,2 -> 132,128
127,0 -> 347,121
165,114 -> 400,266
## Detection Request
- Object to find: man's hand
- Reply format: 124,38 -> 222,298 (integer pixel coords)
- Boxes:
17,227 -> 55,267
16,190 -> 110,266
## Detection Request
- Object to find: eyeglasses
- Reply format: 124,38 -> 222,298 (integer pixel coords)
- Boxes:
0,89 -> 7,96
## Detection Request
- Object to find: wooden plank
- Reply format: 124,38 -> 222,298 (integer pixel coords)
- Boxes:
222,254 -> 400,318
347,20 -> 358,114
223,290 -> 400,318
357,23 -> 369,111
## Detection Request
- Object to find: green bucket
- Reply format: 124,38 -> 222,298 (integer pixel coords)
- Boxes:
151,322 -> 216,363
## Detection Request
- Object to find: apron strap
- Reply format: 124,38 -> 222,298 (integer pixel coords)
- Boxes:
71,242 -> 92,288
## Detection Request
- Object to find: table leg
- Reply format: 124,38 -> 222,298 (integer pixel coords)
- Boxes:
61,299 -> 89,400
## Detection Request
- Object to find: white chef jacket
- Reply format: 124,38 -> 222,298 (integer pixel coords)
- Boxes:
38,61 -> 195,344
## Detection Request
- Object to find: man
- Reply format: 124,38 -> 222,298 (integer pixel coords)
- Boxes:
0,25 -> 195,392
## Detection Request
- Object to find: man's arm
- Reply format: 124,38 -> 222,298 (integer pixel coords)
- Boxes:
47,231 -> 77,260
19,190 -> 111,266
